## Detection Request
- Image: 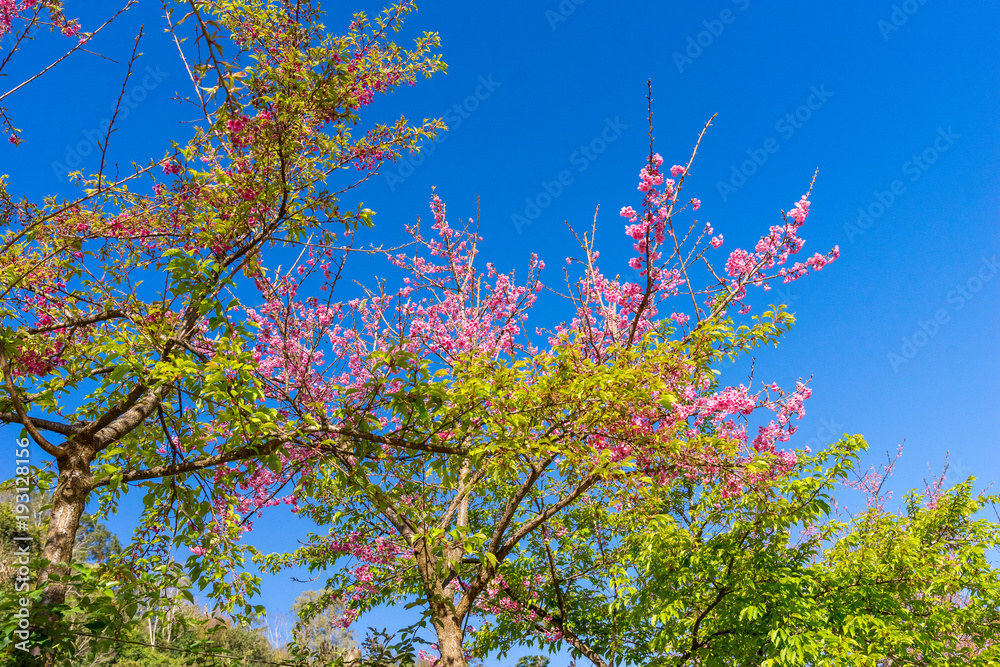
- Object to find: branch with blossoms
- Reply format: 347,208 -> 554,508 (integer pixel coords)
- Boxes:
0,0 -> 81,43
547,85 -> 838,375
843,443 -> 905,512
0,0 -> 447,380
241,127 -> 842,664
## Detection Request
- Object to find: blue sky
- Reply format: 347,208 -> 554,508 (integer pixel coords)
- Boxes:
2,0 -> 999,663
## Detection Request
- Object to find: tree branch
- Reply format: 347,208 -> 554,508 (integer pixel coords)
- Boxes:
0,412 -> 82,437
92,435 -> 287,487
0,1 -> 138,103
78,382 -> 148,438
437,463 -> 486,533
498,474 -> 601,561
503,586 -> 612,667
485,455 -> 555,557
92,383 -> 172,447
457,470 -> 602,620
27,309 -> 126,334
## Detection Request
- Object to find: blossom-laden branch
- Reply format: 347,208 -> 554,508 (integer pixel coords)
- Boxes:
246,107 -> 842,666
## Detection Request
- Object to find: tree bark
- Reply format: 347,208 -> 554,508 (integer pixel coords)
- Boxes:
431,612 -> 466,667
38,447 -> 93,606
414,536 -> 467,667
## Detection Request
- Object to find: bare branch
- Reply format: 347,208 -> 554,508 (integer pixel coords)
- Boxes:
0,412 -> 81,437
27,309 -> 127,334
0,1 -> 138,103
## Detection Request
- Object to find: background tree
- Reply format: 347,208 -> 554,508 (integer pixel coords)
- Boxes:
262,611 -> 291,656
289,589 -> 359,665
515,656 -> 550,667
473,437 -> 1000,666
71,514 -> 121,566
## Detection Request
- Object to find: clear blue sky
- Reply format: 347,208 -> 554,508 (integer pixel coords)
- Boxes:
3,0 -> 999,663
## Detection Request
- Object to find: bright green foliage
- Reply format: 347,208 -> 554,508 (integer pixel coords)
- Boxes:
473,435 -> 1000,666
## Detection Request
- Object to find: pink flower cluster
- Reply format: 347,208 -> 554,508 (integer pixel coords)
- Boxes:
0,0 -> 79,40
0,0 -> 35,39
383,194 -> 542,361
844,443 -> 904,511
624,153 -> 677,274
719,195 -> 839,314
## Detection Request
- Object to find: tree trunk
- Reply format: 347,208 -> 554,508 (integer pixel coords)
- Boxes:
430,459 -> 471,667
39,449 -> 92,606
414,538 -> 467,667
30,449 -> 92,666
431,613 -> 466,667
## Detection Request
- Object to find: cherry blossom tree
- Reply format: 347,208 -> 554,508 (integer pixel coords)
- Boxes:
0,0 -> 443,661
242,93 -> 840,666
